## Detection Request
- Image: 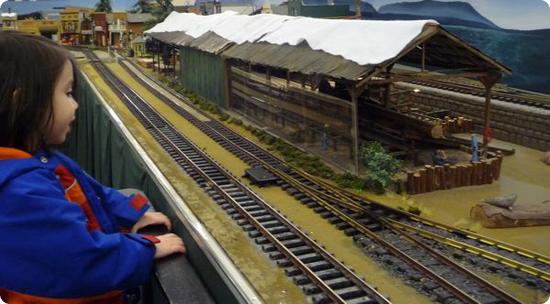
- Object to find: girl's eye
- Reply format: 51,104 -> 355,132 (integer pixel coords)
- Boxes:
66,91 -> 73,97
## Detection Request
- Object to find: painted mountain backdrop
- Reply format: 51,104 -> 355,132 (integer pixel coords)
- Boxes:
348,0 -> 550,94
365,0 -> 550,30
377,0 -> 498,29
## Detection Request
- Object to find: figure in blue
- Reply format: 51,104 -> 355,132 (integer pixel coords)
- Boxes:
471,134 -> 479,161
321,124 -> 329,151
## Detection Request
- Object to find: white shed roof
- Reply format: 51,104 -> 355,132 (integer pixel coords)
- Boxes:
146,11 -> 436,66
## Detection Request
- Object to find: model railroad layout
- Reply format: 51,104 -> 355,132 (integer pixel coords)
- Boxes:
85,50 -> 550,303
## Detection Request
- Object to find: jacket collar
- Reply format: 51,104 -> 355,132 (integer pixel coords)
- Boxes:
0,147 -> 32,161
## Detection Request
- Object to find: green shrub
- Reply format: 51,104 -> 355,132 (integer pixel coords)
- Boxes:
408,206 -> 421,215
172,84 -> 183,92
219,113 -> 229,121
361,142 -> 402,193
332,171 -> 363,190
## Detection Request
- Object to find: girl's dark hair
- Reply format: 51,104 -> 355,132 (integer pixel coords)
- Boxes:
0,31 -> 77,153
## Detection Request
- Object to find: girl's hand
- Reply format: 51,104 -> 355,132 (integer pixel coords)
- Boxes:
132,212 -> 172,233
154,233 -> 186,259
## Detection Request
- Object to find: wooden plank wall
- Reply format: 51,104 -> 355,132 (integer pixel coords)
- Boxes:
229,66 -> 354,147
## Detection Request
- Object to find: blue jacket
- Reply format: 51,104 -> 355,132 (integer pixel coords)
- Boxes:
0,148 -> 155,301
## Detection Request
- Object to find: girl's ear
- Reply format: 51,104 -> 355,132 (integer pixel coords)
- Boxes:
11,89 -> 21,103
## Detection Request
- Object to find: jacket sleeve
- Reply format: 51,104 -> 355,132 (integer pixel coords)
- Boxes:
84,173 -> 150,230
0,169 -> 156,298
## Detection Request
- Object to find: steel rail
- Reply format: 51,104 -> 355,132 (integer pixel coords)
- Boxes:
118,52 -> 550,281
86,50 -> 388,304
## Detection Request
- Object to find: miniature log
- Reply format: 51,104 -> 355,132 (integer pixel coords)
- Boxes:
434,166 -> 444,190
419,168 -> 427,193
485,159 -> 496,184
457,117 -> 464,133
425,165 -> 434,192
454,166 -> 461,187
407,171 -> 415,194
362,102 -> 445,139
443,164 -> 451,189
450,165 -> 457,188
471,161 -> 480,185
413,173 -> 422,194
464,164 -> 472,186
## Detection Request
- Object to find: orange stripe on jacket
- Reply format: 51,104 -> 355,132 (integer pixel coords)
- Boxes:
1,289 -> 125,304
0,147 -> 32,161
54,165 -> 101,231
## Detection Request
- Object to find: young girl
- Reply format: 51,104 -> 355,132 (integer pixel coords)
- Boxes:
0,31 -> 185,303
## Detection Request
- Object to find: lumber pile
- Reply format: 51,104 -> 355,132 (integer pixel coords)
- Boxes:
441,116 -> 473,135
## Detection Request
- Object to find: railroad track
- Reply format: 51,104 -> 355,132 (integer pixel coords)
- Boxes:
85,50 -> 390,304
88,52 -> 548,303
401,77 -> 550,111
89,52 -> 548,302
117,55 -> 550,290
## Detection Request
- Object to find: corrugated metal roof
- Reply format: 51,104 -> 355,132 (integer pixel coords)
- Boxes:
148,31 -> 195,45
127,13 -> 155,23
146,12 -> 510,80
223,42 -> 370,80
188,31 -> 233,54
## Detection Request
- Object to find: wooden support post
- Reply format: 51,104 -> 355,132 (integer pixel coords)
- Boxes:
350,86 -> 360,175
286,70 -> 290,88
223,59 -> 232,109
479,71 -> 501,159
384,83 -> 392,108
172,46 -> 176,79
355,0 -> 361,19
267,68 -> 272,102
421,43 -> 426,72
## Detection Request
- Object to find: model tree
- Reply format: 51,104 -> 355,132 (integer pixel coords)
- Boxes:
133,0 -> 152,13
95,0 -> 113,12
154,0 -> 174,20
361,142 -> 402,193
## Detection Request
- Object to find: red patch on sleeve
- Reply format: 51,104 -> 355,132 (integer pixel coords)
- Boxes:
54,165 -> 76,189
130,193 -> 148,211
141,235 -> 160,244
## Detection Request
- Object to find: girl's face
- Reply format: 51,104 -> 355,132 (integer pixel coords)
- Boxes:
46,60 -> 78,145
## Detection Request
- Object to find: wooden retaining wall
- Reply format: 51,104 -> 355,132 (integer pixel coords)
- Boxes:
406,152 -> 504,194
